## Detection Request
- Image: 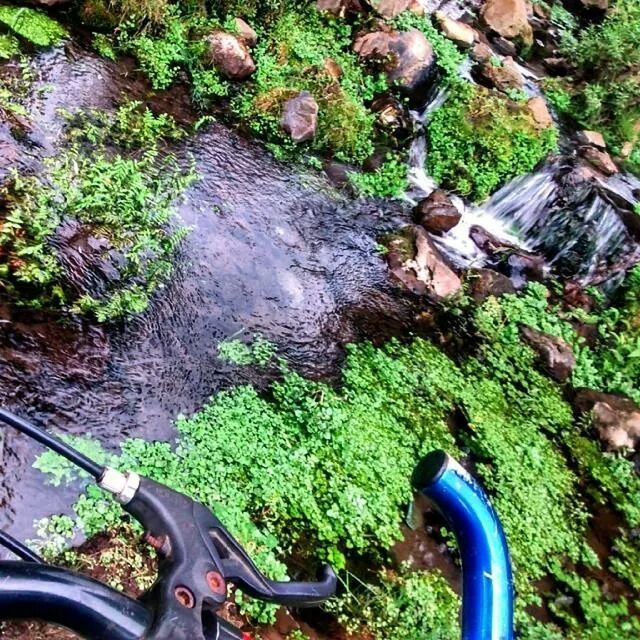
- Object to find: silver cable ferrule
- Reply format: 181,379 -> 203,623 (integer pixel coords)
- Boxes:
98,468 -> 140,505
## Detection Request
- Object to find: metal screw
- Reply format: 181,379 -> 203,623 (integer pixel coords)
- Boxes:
174,586 -> 195,609
206,570 -> 226,595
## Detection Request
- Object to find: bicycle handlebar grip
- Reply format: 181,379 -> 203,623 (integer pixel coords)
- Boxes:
0,561 -> 151,640
412,451 -> 514,640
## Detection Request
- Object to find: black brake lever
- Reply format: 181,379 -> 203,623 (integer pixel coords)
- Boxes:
121,476 -> 336,640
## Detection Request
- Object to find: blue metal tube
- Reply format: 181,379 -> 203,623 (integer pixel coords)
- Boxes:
412,451 -> 514,640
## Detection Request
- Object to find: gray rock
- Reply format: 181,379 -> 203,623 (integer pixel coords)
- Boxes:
520,325 -> 576,382
281,91 -> 319,143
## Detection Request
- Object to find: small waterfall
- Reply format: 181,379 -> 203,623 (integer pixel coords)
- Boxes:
404,67 -> 640,284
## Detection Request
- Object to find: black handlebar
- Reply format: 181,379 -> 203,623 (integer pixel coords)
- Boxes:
0,562 -> 151,640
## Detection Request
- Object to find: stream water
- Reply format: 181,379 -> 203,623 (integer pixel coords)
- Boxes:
0,47 -> 417,543
1,39 -> 640,551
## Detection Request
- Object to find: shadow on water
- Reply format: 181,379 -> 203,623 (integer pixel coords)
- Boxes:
0,46 -> 416,541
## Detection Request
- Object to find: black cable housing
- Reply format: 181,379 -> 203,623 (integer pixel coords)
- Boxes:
0,408 -> 104,479
0,531 -> 44,564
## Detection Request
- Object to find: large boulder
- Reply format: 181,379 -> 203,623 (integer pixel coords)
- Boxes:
206,32 -> 255,80
480,0 -> 533,46
574,390 -> 640,451
354,28 -> 436,97
413,189 -> 461,234
520,325 -> 576,382
387,226 -> 462,299
280,91 -> 319,143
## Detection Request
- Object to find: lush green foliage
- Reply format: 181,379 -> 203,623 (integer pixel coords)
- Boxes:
348,155 -> 408,198
0,5 -> 67,47
231,8 -> 384,164
547,0 -> 640,173
0,103 -> 194,320
427,81 -> 558,201
329,568 -> 460,639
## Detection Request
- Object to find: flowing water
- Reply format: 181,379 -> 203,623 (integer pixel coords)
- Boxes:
0,47 -> 417,543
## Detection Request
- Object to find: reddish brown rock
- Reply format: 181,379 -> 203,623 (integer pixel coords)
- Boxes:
520,325 -> 576,382
468,268 -> 516,301
435,11 -> 476,48
476,56 -> 525,92
574,390 -> 640,451
354,28 -> 435,95
414,190 -> 461,234
280,91 -> 319,143
316,0 -> 364,14
580,147 -> 618,176
577,130 -> 606,149
370,0 -> 413,18
234,18 -> 257,48
471,41 -> 493,62
481,0 -> 533,46
387,226 -> 461,299
526,96 -> 554,130
206,32 -> 255,79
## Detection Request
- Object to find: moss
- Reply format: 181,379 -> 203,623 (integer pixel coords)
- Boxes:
0,33 -> 20,59
0,5 -> 67,47
427,81 -> 558,201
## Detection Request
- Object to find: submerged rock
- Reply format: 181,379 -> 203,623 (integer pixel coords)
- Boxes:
354,28 -> 436,98
574,390 -> 640,451
281,91 -> 319,143
387,226 -> 462,299
414,190 -> 461,234
206,32 -> 255,79
520,325 -> 576,382
480,0 -> 533,46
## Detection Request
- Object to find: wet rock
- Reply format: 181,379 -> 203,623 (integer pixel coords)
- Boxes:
23,0 -> 71,5
354,28 -> 436,97
471,41 -> 493,62
470,225 -> 546,284
543,57 -> 572,75
371,94 -> 409,130
577,130 -> 606,149
475,55 -> 525,92
480,0 -> 533,46
316,0 -> 364,14
413,189 -> 461,234
580,0 -> 608,9
526,96 -> 554,130
435,11 -> 476,48
280,91 -> 319,143
580,146 -> 618,176
387,226 -> 461,299
206,32 -> 255,80
468,268 -> 516,301
574,390 -> 640,451
491,36 -> 518,57
369,0 -> 414,18
234,18 -> 257,48
520,325 -> 576,382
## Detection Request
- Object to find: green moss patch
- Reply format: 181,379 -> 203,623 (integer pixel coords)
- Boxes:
427,82 -> 558,201
0,5 -> 67,47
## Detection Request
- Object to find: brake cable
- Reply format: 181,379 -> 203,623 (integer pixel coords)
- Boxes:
0,408 -> 337,640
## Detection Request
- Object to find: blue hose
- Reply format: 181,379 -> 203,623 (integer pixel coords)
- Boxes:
412,451 -> 514,640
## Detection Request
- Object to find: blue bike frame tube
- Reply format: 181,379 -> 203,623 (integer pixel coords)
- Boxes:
412,451 -> 514,640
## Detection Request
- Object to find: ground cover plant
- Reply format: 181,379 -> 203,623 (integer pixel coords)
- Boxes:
33,268 -> 640,637
545,0 -> 640,174
0,102 -> 194,320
